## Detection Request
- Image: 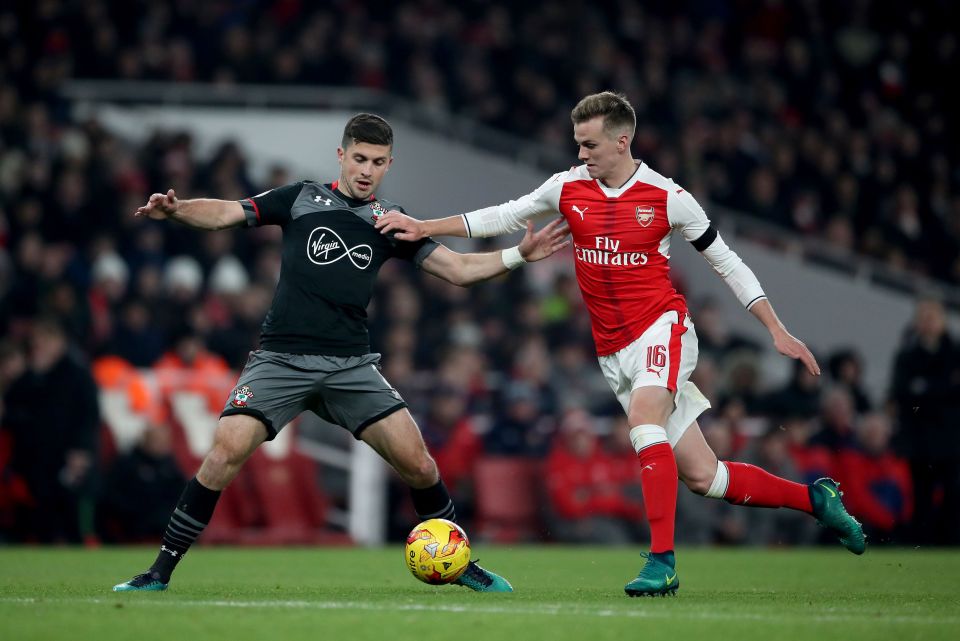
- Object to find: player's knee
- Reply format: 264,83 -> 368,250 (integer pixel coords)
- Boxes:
683,460 -> 728,498
202,443 -> 235,474
682,469 -> 715,496
399,453 -> 439,488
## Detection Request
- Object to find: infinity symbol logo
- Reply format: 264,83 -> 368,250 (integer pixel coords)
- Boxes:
306,227 -> 372,270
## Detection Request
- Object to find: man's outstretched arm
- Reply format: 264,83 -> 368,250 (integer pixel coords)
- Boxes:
376,171 -> 567,241
420,219 -> 569,287
669,186 -> 820,376
135,189 -> 246,231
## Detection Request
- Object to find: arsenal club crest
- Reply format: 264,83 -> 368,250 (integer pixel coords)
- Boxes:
636,205 -> 655,227
370,201 -> 386,222
231,385 -> 254,408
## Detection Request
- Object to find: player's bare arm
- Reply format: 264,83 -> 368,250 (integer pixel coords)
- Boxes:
749,299 -> 821,376
420,219 -> 569,287
375,211 -> 467,242
135,188 -> 246,231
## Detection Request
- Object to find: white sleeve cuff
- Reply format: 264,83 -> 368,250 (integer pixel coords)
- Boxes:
723,259 -> 766,308
501,246 -> 526,270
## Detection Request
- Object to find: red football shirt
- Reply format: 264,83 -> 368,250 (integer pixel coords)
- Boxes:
463,163 -> 715,356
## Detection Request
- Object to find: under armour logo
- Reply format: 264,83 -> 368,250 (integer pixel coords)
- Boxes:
314,195 -> 333,206
572,205 -> 589,220
161,545 -> 179,557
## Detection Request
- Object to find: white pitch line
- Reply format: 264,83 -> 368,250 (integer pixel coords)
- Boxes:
0,597 -> 957,626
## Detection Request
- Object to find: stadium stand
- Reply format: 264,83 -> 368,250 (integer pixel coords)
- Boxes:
1,1 -> 958,546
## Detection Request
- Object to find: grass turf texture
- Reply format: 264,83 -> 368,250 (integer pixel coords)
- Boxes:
1,547 -> 958,641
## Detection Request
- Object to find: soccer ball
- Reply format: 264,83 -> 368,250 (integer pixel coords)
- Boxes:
404,518 -> 471,584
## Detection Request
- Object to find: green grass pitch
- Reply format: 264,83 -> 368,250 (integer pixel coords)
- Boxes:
1,546 -> 958,641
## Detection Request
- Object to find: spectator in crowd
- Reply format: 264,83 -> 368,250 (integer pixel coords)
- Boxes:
1,316 -> 99,542
109,299 -> 166,367
889,298 -> 960,544
813,386 -> 859,451
549,339 -> 620,416
545,409 -> 646,544
782,413 -> 834,485
692,297 -> 761,362
99,424 -> 186,542
827,348 -> 872,413
0,339 -> 28,538
834,413 -> 912,542
485,381 -> 554,457
763,358 -> 823,423
717,350 -> 768,418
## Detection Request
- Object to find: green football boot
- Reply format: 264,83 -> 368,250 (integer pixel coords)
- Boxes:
453,560 -> 514,592
624,551 -> 678,597
112,571 -> 169,592
809,477 -> 866,555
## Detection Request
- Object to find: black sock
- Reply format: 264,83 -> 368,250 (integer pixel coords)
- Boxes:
410,479 -> 457,523
149,477 -> 221,581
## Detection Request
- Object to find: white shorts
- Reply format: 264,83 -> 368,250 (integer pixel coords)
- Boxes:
598,310 -> 710,447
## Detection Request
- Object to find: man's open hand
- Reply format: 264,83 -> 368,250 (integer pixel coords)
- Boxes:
518,219 -> 571,262
375,210 -> 426,241
135,189 -> 179,220
772,330 -> 821,376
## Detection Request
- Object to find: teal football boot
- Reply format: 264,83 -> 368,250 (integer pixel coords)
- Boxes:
453,560 -> 514,592
625,551 -> 678,597
809,477 -> 866,555
113,571 -> 169,592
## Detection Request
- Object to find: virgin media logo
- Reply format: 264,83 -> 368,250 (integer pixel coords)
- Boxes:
306,227 -> 372,270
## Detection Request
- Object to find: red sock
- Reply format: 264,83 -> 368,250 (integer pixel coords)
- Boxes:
722,461 -> 812,513
638,442 -> 678,553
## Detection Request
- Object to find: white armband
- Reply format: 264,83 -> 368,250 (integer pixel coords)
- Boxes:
501,246 -> 526,270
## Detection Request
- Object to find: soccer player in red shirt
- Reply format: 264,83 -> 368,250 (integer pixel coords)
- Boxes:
376,92 -> 865,596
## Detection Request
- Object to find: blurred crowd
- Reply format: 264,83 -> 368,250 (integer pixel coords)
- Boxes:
3,0 -> 958,283
1,1 -> 959,548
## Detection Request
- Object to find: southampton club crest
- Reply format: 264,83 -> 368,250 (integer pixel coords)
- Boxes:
636,205 -> 655,227
231,385 -> 254,408
369,201 -> 386,222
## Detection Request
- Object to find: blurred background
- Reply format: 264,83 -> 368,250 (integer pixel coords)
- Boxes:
0,0 -> 958,550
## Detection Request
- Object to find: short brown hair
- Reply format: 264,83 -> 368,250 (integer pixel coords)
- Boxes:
342,113 -> 393,149
571,92 -> 636,138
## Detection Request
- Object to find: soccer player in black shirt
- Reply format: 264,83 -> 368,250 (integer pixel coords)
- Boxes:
113,114 -> 569,593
